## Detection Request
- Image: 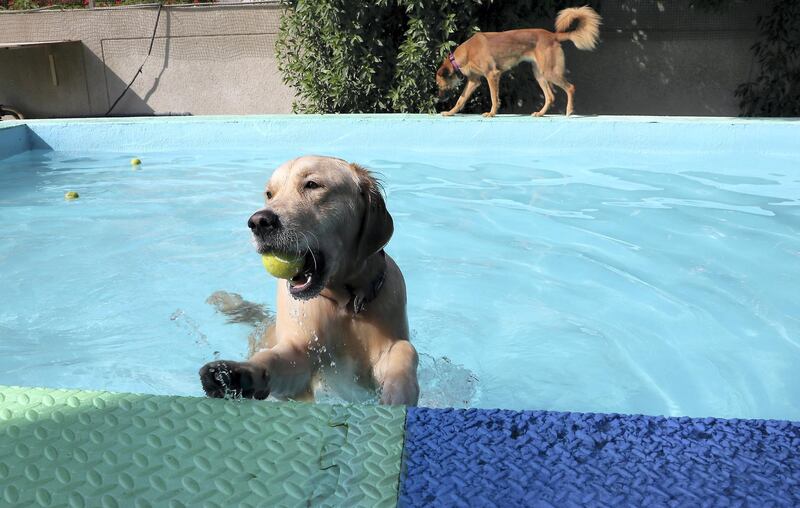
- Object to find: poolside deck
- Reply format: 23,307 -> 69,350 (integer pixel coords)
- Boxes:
401,407 -> 800,507
1,385 -> 798,507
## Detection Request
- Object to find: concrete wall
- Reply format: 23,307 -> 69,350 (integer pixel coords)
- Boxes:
0,2 -> 293,118
0,1 -> 763,118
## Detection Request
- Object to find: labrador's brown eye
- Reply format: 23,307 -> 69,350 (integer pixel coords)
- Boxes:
304,181 -> 321,190
266,190 -> 273,200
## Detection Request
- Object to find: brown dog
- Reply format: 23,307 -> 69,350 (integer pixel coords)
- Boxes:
199,156 -> 419,406
436,6 -> 601,117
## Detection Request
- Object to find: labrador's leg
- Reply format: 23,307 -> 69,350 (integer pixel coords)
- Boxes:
200,341 -> 312,401
373,340 -> 419,406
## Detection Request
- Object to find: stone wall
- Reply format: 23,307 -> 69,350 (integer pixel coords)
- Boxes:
0,2 -> 293,117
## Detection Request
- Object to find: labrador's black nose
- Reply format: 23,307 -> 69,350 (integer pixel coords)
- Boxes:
248,209 -> 280,232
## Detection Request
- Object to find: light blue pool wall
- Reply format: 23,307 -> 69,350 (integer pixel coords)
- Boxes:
0,124 -> 31,159
1,115 -> 798,161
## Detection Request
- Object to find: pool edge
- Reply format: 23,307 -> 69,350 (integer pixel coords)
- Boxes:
4,114 -> 798,158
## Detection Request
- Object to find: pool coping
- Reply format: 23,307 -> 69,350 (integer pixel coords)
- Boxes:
5,113 -> 800,124
2,114 -> 799,160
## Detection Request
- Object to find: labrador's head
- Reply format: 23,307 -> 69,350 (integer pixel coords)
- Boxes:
248,156 -> 393,300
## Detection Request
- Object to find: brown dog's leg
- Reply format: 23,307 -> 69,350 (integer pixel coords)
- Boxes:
550,76 -> 576,116
533,72 -> 554,117
482,71 -> 501,117
442,78 -> 480,117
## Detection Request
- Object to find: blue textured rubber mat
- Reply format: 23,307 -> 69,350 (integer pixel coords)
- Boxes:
400,407 -> 800,507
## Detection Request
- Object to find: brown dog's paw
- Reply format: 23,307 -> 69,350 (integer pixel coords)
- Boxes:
532,111 -> 545,117
441,111 -> 455,117
481,112 -> 495,118
199,360 -> 270,400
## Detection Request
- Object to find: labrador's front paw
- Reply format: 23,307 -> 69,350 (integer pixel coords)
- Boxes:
199,360 -> 270,400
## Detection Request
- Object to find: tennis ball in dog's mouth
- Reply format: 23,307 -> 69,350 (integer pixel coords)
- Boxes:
131,158 -> 142,166
64,191 -> 79,200
261,252 -> 304,280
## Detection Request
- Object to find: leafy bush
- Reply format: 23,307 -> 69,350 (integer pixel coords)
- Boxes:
276,0 -> 481,113
3,0 -> 40,9
388,3 -> 480,113
735,0 -> 800,116
276,1 -> 402,113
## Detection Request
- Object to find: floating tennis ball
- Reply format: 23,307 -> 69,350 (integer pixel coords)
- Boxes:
131,158 -> 142,166
261,252 -> 304,280
64,191 -> 79,200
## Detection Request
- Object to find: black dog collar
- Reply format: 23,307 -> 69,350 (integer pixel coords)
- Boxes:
346,250 -> 387,315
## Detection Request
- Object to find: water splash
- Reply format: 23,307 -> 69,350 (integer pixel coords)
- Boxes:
417,353 -> 480,408
210,363 -> 243,401
170,309 -> 209,347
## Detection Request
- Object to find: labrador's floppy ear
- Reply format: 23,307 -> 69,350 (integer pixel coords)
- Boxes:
352,163 -> 393,262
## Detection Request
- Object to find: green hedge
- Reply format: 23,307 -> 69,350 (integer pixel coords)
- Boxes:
735,0 -> 800,117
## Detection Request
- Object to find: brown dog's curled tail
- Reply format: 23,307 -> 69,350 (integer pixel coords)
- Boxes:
555,6 -> 602,50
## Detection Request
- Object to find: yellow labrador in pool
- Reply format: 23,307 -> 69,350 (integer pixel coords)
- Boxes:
199,156 -> 419,405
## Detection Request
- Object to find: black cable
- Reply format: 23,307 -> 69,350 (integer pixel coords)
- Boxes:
105,3 -> 163,116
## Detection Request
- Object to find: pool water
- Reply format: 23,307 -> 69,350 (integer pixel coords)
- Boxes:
1,146 -> 798,420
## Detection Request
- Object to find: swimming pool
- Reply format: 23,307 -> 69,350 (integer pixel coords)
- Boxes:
1,116 -> 798,421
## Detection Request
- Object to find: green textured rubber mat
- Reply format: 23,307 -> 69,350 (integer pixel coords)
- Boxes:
0,386 -> 406,507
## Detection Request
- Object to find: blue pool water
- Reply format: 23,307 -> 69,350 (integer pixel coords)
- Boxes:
1,118 -> 799,420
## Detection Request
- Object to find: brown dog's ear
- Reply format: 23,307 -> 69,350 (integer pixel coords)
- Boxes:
352,163 -> 393,262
